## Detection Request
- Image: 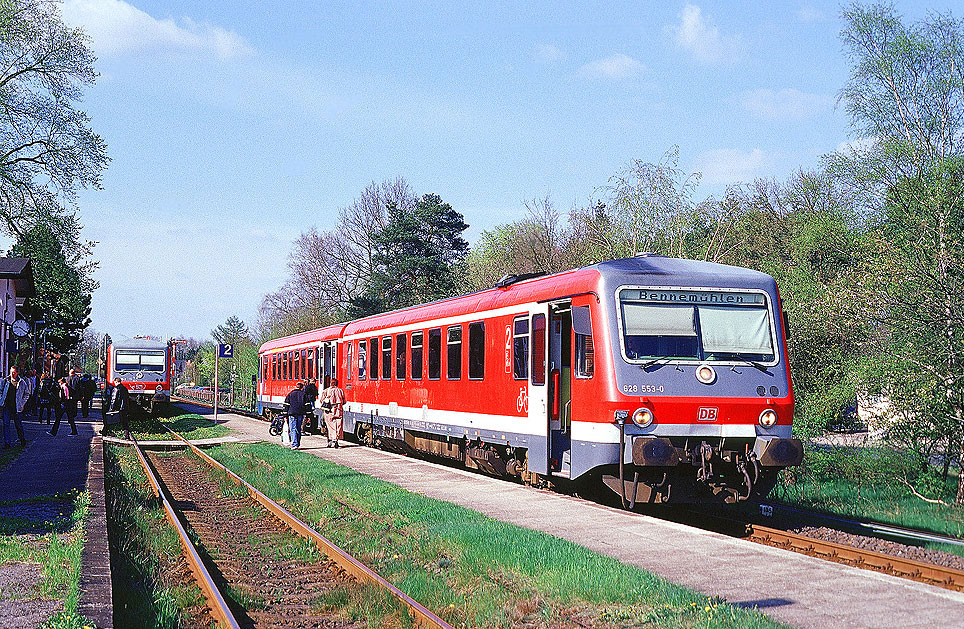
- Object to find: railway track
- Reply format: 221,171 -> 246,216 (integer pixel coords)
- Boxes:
129,430 -> 453,628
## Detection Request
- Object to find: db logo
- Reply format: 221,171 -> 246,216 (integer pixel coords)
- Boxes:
133,383 -> 145,391
697,407 -> 718,421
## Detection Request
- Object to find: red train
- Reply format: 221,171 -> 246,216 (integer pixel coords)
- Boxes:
105,337 -> 175,415
258,255 -> 803,504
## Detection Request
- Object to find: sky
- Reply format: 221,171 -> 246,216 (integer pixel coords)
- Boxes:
56,0 -> 957,342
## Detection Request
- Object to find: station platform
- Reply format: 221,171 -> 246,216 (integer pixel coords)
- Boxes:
0,404 -> 113,628
182,402 -> 964,629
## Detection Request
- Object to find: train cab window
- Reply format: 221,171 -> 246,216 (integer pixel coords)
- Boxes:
531,314 -> 546,386
513,317 -> 529,380
428,328 -> 441,380
369,338 -> 379,380
411,332 -> 423,380
468,322 -> 484,380
347,343 -> 353,381
357,341 -> 367,379
396,333 -> 407,380
447,325 -> 462,380
382,336 -> 392,380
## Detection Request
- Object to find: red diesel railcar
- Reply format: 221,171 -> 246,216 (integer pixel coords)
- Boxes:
258,255 -> 803,504
106,337 -> 174,415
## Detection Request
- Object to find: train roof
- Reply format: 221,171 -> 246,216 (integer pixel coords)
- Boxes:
260,256 -> 778,347
110,338 -> 169,350
259,323 -> 346,353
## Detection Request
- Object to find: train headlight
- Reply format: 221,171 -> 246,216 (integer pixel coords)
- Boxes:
632,407 -> 654,428
696,363 -> 717,384
759,409 -> 778,428
155,385 -> 163,393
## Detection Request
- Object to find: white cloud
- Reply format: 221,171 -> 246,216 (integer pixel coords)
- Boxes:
534,43 -> 565,63
62,0 -> 254,59
740,88 -> 831,121
695,148 -> 766,185
836,137 -> 878,155
580,54 -> 644,80
672,4 -> 735,64
795,6 -> 826,23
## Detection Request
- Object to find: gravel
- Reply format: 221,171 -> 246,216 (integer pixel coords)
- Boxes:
793,526 -> 964,571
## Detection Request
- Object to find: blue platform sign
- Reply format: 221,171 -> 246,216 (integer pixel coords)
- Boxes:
218,343 -> 234,358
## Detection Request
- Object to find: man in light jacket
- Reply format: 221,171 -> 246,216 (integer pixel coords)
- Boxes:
1,365 -> 31,448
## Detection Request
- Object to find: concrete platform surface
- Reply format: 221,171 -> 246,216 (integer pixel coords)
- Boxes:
176,403 -> 964,629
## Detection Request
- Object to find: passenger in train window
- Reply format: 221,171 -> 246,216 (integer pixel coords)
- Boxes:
284,381 -> 306,450
321,378 -> 346,448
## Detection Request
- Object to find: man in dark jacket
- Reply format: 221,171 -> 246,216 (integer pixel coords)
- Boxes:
106,377 -> 131,440
302,378 -> 319,434
79,373 -> 96,418
284,381 -> 306,450
66,369 -> 82,422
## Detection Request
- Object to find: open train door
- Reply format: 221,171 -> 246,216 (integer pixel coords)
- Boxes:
523,304 -> 551,475
548,301 -> 573,477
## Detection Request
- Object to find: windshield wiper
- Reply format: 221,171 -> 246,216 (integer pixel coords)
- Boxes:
638,355 -> 678,369
724,356 -> 769,372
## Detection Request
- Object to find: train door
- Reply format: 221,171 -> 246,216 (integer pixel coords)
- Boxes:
525,304 -> 551,475
548,303 -> 573,476
322,341 -> 337,388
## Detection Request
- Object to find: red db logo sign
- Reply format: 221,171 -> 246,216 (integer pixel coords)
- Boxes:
698,407 -> 718,421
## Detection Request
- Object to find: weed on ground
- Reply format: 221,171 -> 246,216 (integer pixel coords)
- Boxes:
209,442 -> 786,629
103,408 -> 232,441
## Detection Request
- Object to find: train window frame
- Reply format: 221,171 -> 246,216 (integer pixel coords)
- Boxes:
411,331 -> 424,380
282,352 -> 288,380
346,342 -> 353,381
357,340 -> 367,380
615,286 -> 779,367
382,336 -> 392,380
447,325 -> 462,380
396,333 -> 407,380
531,314 -> 546,386
295,350 -> 302,380
513,316 -> 529,380
272,354 -> 278,380
428,328 -> 442,380
369,338 -> 379,380
468,321 -> 485,380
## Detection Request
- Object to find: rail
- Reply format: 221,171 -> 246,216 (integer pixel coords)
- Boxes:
747,522 -> 964,593
130,437 -> 241,628
161,425 -> 454,629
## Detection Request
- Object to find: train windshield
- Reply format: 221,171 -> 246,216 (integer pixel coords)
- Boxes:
115,351 -> 166,372
618,288 -> 776,364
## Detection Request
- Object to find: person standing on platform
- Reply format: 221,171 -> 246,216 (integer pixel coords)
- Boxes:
322,378 -> 346,448
79,373 -> 96,418
37,372 -> 55,424
284,381 -> 306,450
66,369 -> 82,422
106,377 -> 130,440
0,366 -> 28,448
49,377 -> 77,437
302,378 -> 319,434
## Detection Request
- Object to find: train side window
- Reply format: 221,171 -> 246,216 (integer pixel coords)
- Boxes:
468,322 -> 484,380
357,341 -> 367,379
513,317 -> 529,380
346,343 -> 353,381
411,332 -> 423,380
281,352 -> 287,380
296,350 -> 302,380
272,354 -> 277,380
369,338 -> 379,380
531,314 -> 546,386
382,336 -> 392,380
307,349 -> 314,381
396,333 -> 407,380
573,305 -> 595,379
447,325 -> 462,380
428,328 -> 441,380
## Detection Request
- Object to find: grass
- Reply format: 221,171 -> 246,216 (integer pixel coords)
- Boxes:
103,406 -> 233,441
770,444 -> 964,554
0,488 -> 92,629
104,444 -> 208,628
207,442 -> 786,629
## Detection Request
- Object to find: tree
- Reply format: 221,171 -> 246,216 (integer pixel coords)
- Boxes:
0,0 -> 108,237
9,223 -> 93,352
349,193 -> 468,317
835,3 -> 964,503
212,315 -> 250,346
